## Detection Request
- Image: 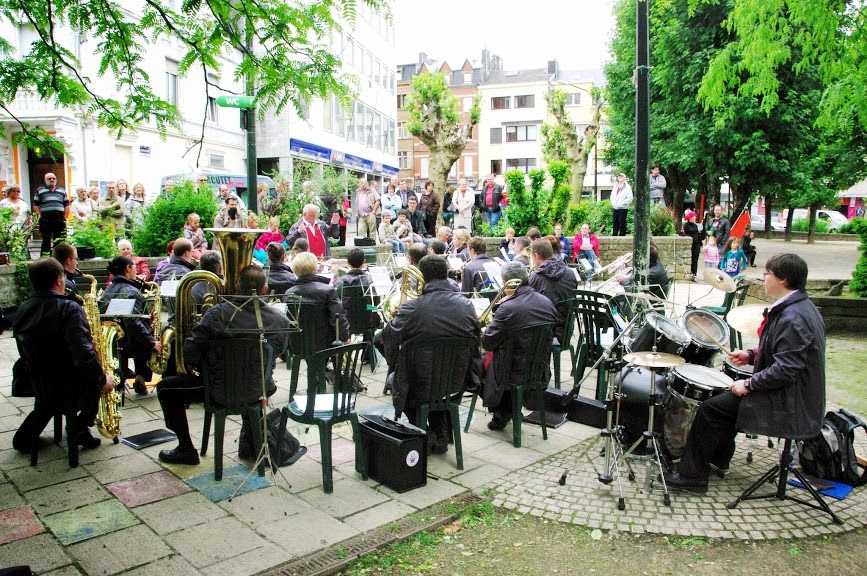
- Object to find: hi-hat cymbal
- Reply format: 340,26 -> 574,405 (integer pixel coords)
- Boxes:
726,304 -> 766,335
703,268 -> 738,293
624,351 -> 686,368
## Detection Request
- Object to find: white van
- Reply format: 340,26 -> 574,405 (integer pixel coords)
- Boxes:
785,208 -> 849,231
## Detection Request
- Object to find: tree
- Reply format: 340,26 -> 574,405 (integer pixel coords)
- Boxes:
543,88 -> 601,204
404,72 -> 481,225
0,0 -> 387,160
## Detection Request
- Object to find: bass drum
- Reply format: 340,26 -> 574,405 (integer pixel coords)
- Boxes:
663,364 -> 733,458
629,312 -> 691,356
680,309 -> 730,366
613,365 -> 668,450
723,357 -> 754,382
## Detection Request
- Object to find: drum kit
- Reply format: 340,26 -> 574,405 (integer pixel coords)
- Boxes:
564,266 -> 766,510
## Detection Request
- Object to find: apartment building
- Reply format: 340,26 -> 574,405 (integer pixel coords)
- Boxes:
0,10 -> 248,204
396,50 -> 502,191
257,6 -> 398,189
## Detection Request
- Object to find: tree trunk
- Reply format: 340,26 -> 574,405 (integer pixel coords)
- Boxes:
763,195 -> 773,237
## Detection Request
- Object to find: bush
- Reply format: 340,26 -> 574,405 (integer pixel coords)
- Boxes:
837,220 -> 861,235
547,161 -> 571,224
847,219 -> 867,297
478,220 -> 509,237
649,203 -> 677,236
791,218 -> 830,233
0,208 -> 32,262
133,181 -> 217,256
68,219 -> 118,258
503,169 -> 551,235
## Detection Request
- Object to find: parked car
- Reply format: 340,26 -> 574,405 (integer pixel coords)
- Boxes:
785,208 -> 849,231
750,213 -> 785,231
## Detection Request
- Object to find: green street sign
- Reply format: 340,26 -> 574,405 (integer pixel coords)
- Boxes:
215,95 -> 256,109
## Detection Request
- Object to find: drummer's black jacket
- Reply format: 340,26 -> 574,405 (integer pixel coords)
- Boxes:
529,257 -> 578,339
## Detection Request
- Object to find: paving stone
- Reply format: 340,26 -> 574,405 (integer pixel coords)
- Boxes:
297,477 -> 389,519
26,476 -> 111,516
119,555 -> 203,576
84,450 -> 164,484
259,508 -> 359,557
200,542 -> 294,576
218,487 -> 310,529
185,464 -> 272,502
7,458 -> 88,492
68,524 -> 172,575
303,436 -> 357,467
0,505 -> 44,544
0,481 -> 25,511
42,567 -> 84,576
453,463 -> 509,490
170,516 -> 271,568
107,470 -> 192,507
43,499 -> 139,545
380,476 -> 467,510
135,492 -> 229,535
342,499 -> 416,533
0,533 -> 72,573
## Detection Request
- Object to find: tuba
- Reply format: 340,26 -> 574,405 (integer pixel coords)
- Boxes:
382,265 -> 424,322
156,227 -> 265,376
80,273 -> 124,441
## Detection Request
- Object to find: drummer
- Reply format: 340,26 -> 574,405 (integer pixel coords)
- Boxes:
664,253 -> 826,494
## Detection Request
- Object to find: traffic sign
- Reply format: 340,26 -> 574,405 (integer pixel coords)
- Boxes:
215,95 -> 256,109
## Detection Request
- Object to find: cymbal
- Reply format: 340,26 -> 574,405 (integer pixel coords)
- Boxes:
623,351 -> 686,368
703,268 -> 738,293
726,304 -> 766,335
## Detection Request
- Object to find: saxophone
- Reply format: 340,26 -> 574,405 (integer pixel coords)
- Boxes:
80,273 -> 124,441
144,281 -> 175,374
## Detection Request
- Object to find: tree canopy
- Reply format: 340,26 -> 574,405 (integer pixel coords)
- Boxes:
0,0 -> 387,158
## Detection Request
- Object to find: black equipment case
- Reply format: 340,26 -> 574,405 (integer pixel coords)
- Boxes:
355,415 -> 427,493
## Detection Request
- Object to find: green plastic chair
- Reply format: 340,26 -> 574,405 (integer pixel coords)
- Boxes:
278,342 -> 366,494
466,323 -> 554,448
397,337 -> 477,470
551,296 -> 578,389
200,339 -> 274,481
338,283 -> 380,373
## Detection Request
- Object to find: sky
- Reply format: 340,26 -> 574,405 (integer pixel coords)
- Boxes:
391,0 -> 617,72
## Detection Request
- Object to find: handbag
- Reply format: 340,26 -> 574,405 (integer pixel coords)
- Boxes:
11,357 -> 34,398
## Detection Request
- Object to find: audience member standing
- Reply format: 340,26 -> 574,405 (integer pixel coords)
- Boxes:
98,181 -> 126,234
452,179 -> 475,231
0,184 -> 31,227
419,181 -> 440,236
355,178 -> 379,240
610,173 -> 632,236
33,173 -> 70,254
71,186 -> 97,222
706,203 -> 731,253
682,209 -> 702,280
649,165 -> 667,207
125,183 -> 148,229
478,174 -> 503,227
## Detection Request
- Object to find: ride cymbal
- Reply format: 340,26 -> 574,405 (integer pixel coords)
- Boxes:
703,268 -> 737,293
623,351 -> 686,368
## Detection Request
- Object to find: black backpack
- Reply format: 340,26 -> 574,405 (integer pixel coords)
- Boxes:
798,409 -> 867,486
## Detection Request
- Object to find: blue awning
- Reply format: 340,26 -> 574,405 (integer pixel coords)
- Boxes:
289,138 -> 332,162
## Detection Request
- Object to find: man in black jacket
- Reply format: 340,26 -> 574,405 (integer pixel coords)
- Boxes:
13,258 -> 109,453
382,255 -> 480,454
665,253 -> 825,493
461,237 -> 495,294
285,252 -> 350,352
477,173 -> 504,227
482,262 -> 559,430
156,266 -> 291,464
528,238 -> 578,339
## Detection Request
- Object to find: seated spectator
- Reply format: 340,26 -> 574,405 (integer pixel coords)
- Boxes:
554,224 -> 572,262
253,217 -> 285,264
213,195 -> 244,228
108,239 -> 151,285
183,213 -> 208,259
378,211 -> 404,253
405,197 -> 427,243
499,228 -> 516,260
263,242 -> 296,294
742,230 -> 757,267
572,223 -> 600,270
526,227 -> 542,241
394,209 -> 415,249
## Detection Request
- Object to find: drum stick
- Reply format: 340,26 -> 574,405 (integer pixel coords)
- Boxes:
693,321 -> 729,354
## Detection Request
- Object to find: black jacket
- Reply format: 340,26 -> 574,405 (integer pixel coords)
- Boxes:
64,270 -> 77,295
477,183 -> 504,212
14,292 -> 104,409
154,255 -> 196,284
481,286 -> 559,407
738,291 -> 825,439
100,276 -> 156,356
185,296 -> 290,406
382,279 -> 480,416
683,221 -> 703,248
461,255 -> 496,294
285,275 -> 350,351
529,257 -> 578,338
264,261 -> 297,294
622,261 -> 670,301
706,216 -> 731,247
407,209 -> 427,237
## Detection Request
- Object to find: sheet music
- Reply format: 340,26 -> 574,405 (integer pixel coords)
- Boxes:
483,261 -> 503,289
470,298 -> 490,316
369,266 -> 391,276
159,280 -> 180,297
268,302 -> 288,315
104,298 -> 137,316
447,257 -> 463,271
393,255 -> 408,268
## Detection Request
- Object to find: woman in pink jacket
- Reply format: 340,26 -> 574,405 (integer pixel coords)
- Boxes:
572,223 -> 600,269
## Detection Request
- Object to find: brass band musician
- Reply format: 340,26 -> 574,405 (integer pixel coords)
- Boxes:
52,243 -> 78,294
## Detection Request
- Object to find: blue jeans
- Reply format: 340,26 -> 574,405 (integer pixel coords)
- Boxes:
485,209 -> 501,227
387,239 -> 405,253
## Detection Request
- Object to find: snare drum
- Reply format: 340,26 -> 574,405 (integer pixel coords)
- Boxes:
680,309 -> 730,366
663,364 -> 734,458
629,312 -> 691,356
722,357 -> 754,381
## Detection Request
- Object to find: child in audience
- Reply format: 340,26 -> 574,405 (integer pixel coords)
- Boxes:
378,211 -> 404,253
253,217 -> 285,263
183,213 -> 207,259
702,236 -> 720,278
720,237 -> 748,278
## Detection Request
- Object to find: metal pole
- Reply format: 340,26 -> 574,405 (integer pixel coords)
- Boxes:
594,144 -> 598,201
245,17 -> 258,214
633,0 -> 651,292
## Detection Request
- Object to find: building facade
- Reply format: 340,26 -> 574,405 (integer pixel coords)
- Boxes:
257,6 -> 398,193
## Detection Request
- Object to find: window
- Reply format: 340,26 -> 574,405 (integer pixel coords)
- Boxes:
323,96 -> 333,132
515,95 -> 535,108
449,163 -> 457,179
365,105 -> 374,146
420,157 -> 429,178
206,96 -> 218,123
491,96 -> 510,110
505,125 -> 538,142
366,51 -> 373,81
490,128 -> 502,144
463,155 -> 473,177
398,151 -> 410,169
491,160 -> 502,175
462,97 -> 473,112
166,59 -> 179,106
375,59 -> 382,85
374,111 -> 382,150
347,37 -> 355,66
397,94 -> 406,109
400,66 -> 414,82
567,92 -> 581,106
463,72 -> 472,83
209,153 -> 225,169
298,97 -> 310,121
506,158 -> 537,174
388,120 -> 396,153
399,122 -> 410,139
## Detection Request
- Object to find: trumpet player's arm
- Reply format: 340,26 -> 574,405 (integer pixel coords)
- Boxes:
481,306 -> 513,352
65,305 -> 110,391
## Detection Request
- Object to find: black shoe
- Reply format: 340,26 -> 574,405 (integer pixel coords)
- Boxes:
133,375 -> 148,395
708,463 -> 729,478
77,428 -> 102,450
487,413 -> 512,431
431,437 -> 449,455
661,472 -> 708,494
158,446 -> 200,465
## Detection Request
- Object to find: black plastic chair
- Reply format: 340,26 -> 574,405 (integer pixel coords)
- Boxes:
200,339 -> 275,481
466,323 -> 554,448
397,337 -> 477,470
338,283 -> 380,372
278,342 -> 366,493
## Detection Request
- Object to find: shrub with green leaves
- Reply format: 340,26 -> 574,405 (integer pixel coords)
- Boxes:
792,218 -> 830,233
504,169 -> 551,235
547,160 -> 571,224
132,181 -> 217,256
68,220 -> 118,258
847,219 -> 867,297
0,208 -> 32,262
649,203 -> 677,236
